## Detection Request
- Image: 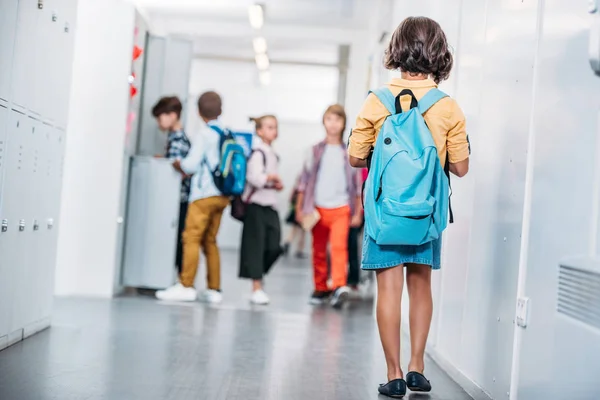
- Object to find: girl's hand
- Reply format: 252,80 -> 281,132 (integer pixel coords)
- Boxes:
274,181 -> 284,191
350,213 -> 363,228
295,210 -> 304,225
267,174 -> 281,184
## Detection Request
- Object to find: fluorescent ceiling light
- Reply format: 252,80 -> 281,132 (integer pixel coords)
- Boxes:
253,37 -> 267,54
259,71 -> 271,86
248,4 -> 264,29
255,53 -> 270,70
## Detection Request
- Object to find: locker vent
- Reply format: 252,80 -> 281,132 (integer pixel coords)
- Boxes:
557,265 -> 600,330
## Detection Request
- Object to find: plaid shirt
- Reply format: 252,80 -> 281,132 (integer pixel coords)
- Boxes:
166,129 -> 191,202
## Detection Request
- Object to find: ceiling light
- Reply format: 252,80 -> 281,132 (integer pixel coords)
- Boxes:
248,4 -> 264,29
255,53 -> 270,70
259,71 -> 271,86
253,37 -> 267,54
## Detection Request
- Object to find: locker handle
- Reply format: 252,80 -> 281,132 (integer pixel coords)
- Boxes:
1,220 -> 7,233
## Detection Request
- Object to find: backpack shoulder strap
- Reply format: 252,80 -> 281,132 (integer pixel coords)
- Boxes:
250,149 -> 267,169
208,124 -> 223,135
369,87 -> 396,115
418,88 -> 449,115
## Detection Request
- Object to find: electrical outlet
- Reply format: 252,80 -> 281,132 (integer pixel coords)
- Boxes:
516,297 -> 530,328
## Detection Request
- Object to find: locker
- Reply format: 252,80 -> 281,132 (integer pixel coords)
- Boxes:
11,0 -> 42,112
122,156 -> 181,289
11,117 -> 40,332
0,111 -> 29,334
25,120 -> 46,325
32,0 -> 57,118
0,105 -> 10,341
38,126 -> 64,319
0,0 -> 18,103
52,0 -> 76,127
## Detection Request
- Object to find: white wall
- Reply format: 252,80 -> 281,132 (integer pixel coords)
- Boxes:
54,0 -> 136,297
383,2 -> 600,400
186,58 -> 339,250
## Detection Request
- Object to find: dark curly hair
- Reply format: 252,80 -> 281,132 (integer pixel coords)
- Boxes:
151,96 -> 183,119
384,17 -> 453,83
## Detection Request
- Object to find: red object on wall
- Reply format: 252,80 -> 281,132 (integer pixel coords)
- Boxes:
132,45 -> 143,61
130,85 -> 138,98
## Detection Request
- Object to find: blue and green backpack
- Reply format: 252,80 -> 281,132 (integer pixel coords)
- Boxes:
207,125 -> 247,196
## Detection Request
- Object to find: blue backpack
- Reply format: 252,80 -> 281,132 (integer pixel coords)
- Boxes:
363,87 -> 450,246
207,125 -> 247,196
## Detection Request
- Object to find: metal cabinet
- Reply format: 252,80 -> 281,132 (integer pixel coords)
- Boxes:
0,0 -> 18,104
0,111 -> 29,342
122,156 -> 181,289
11,0 -> 42,112
0,104 -> 10,348
0,0 -> 76,348
136,36 -> 193,156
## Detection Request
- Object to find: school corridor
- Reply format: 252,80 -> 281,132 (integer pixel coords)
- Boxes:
1,0 -> 599,399
0,252 -> 471,400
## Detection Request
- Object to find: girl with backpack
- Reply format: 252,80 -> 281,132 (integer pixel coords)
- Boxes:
348,17 -> 470,398
239,115 -> 284,305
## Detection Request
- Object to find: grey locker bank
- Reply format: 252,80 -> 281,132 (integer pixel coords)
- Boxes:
0,0 -> 77,351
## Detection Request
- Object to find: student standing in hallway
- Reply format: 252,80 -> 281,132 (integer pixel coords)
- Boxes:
349,17 -> 470,398
156,91 -> 229,303
239,115 -> 284,305
296,105 -> 362,308
151,96 -> 191,275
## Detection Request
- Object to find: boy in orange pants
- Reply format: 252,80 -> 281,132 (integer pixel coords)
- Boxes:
296,105 -> 362,308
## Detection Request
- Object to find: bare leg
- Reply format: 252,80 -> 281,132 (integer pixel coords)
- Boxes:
297,227 -> 306,253
405,263 -> 433,373
252,279 -> 263,292
376,266 -> 405,382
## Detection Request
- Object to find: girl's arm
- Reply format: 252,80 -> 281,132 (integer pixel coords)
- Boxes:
349,156 -> 367,168
348,93 -> 387,168
446,100 -> 471,178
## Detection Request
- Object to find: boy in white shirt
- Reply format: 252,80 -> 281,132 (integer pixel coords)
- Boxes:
156,92 -> 229,303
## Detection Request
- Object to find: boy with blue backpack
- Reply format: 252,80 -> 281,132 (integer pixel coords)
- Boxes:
157,91 -> 245,304
348,17 -> 470,398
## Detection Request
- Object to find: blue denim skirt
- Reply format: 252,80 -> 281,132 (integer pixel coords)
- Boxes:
361,233 -> 442,270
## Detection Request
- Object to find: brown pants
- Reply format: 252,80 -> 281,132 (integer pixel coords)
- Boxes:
180,196 -> 229,289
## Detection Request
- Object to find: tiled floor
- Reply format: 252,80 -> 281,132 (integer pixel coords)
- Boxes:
0,251 -> 472,400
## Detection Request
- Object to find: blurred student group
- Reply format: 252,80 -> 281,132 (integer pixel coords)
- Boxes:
151,91 -> 370,307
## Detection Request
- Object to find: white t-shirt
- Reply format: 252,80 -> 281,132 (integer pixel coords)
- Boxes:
180,120 -> 223,203
314,145 -> 349,209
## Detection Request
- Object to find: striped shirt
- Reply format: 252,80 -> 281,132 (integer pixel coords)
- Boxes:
166,129 -> 191,202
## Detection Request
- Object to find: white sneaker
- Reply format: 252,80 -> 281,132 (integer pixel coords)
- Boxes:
330,286 -> 350,308
156,283 -> 197,302
199,289 -> 223,304
250,290 -> 270,305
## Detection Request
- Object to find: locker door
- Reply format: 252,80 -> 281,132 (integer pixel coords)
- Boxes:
0,111 -> 28,341
39,126 -> 63,319
25,119 -> 44,326
53,0 -> 75,126
11,117 -> 39,332
11,0 -> 42,111
0,0 -> 18,103
32,0 -> 57,118
0,105 -> 10,343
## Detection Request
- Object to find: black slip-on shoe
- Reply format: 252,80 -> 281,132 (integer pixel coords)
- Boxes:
378,378 -> 407,398
406,371 -> 432,392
